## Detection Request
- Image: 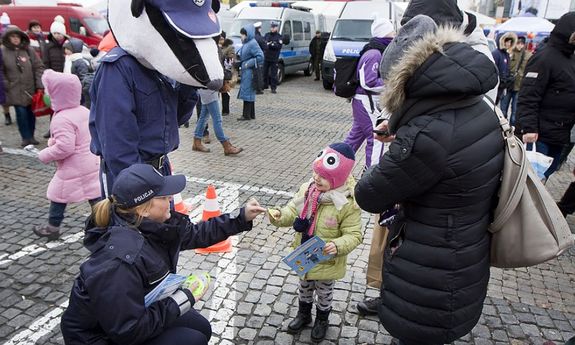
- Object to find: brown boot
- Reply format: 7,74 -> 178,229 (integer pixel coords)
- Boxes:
222,140 -> 243,156
192,138 -> 210,153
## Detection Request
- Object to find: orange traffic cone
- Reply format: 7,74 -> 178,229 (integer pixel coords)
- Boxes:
195,185 -> 233,254
174,192 -> 192,215
170,163 -> 191,215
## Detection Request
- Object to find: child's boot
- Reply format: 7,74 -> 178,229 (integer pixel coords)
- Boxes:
311,307 -> 330,342
33,224 -> 61,240
287,301 -> 313,333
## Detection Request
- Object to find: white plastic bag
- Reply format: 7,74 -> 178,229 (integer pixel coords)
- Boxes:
525,144 -> 553,180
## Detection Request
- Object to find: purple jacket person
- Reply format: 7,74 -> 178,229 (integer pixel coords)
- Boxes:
344,18 -> 394,169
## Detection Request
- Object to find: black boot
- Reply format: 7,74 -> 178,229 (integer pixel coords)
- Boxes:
237,101 -> 250,121
287,301 -> 313,333
249,101 -> 255,119
311,307 -> 330,342
4,113 -> 11,125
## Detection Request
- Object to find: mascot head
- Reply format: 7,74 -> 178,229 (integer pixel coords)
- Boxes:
108,0 -> 223,90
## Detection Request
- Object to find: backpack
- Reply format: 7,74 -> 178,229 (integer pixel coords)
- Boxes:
334,56 -> 360,98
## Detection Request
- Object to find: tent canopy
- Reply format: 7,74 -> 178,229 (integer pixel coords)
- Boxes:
495,16 -> 555,34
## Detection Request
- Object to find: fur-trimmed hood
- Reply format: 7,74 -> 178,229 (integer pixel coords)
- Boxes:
498,31 -> 517,50
381,26 -> 498,132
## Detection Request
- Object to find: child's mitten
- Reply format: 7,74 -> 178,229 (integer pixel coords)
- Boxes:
293,217 -> 311,233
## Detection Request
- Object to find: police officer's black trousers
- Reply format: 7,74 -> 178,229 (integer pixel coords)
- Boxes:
263,60 -> 278,91
141,308 -> 211,345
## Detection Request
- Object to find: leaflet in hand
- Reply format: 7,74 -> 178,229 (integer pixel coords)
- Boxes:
144,273 -> 187,307
283,236 -> 333,276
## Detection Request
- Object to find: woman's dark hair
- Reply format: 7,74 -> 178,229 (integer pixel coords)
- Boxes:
222,38 -> 234,47
28,20 -> 41,31
240,28 -> 247,36
221,31 -> 226,39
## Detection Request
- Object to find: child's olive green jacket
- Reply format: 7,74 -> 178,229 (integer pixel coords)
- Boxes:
270,177 -> 362,280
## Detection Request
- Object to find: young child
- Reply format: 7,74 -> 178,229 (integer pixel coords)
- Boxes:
63,38 -> 93,106
269,142 -> 362,342
34,70 -> 100,240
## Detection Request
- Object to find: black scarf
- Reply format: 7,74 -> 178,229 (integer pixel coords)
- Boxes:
359,37 -> 390,56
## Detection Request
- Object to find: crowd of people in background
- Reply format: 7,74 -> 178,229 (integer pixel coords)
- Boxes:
0,14 -> 99,146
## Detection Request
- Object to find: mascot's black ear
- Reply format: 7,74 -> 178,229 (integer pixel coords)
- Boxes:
212,0 -> 221,14
131,0 -> 145,17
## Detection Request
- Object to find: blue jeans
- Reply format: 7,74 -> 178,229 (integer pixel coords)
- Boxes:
194,101 -> 228,143
527,141 -> 563,179
49,199 -> 100,227
14,105 -> 36,140
499,90 -> 518,126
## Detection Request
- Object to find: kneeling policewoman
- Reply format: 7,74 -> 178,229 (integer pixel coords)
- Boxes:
61,164 -> 266,345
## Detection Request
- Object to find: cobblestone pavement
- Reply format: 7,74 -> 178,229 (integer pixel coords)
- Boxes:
1,73 -> 575,345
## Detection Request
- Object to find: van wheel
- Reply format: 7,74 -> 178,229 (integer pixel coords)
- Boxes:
323,79 -> 333,90
304,60 -> 313,76
277,64 -> 285,85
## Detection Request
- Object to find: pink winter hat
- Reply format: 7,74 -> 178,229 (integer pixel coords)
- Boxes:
313,142 -> 355,189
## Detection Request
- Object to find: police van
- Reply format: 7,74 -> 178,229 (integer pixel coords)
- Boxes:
321,1 -> 392,90
229,2 -> 316,84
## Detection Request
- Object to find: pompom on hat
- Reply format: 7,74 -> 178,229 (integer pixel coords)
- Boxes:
313,143 -> 355,189
50,20 -> 66,36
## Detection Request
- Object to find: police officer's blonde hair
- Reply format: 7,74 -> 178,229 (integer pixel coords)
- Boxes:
92,197 -> 153,228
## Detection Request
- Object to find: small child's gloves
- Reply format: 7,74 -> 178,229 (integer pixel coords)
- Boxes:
47,138 -> 55,146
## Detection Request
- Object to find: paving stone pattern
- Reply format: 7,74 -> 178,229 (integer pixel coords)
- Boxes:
1,74 -> 574,344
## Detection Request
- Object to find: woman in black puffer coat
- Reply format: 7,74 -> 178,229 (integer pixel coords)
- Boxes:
355,16 -> 504,345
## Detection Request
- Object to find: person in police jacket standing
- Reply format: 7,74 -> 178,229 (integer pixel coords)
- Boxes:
263,21 -> 283,94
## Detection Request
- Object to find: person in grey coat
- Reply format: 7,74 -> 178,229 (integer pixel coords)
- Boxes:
2,26 -> 45,146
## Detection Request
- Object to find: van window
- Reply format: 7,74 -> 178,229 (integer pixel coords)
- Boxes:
83,17 -> 109,36
282,21 -> 291,37
304,22 -> 311,40
70,17 -> 82,34
332,19 -> 372,41
292,21 -> 303,41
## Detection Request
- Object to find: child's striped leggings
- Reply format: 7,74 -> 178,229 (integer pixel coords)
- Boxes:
298,280 -> 335,311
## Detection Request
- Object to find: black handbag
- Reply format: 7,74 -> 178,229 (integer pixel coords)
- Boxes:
252,60 -> 264,92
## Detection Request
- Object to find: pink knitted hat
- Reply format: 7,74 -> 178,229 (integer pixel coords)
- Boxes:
312,143 -> 355,189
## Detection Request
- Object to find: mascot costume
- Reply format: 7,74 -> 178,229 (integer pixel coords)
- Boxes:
90,0 -> 224,196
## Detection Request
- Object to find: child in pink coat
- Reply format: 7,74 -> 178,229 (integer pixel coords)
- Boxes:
34,69 -> 100,240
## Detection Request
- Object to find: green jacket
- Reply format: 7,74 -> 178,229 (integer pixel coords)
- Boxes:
509,48 -> 532,91
270,177 -> 362,280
